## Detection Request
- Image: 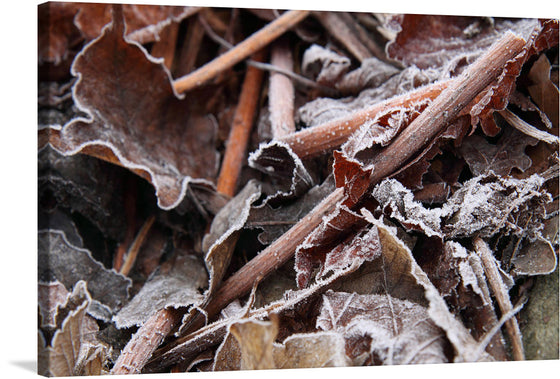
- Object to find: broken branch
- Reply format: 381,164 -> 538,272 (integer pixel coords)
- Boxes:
173,10 -> 310,93
216,50 -> 266,197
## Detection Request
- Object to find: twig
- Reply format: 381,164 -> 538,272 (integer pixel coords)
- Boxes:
119,215 -> 156,277
269,38 -> 296,138
173,10 -> 310,93
216,49 -> 266,197
198,13 -> 333,94
368,32 -> 527,185
473,237 -> 525,360
313,11 -> 372,62
499,109 -> 559,145
150,22 -> 179,70
111,308 -> 183,375
278,79 -> 452,158
113,177 -> 137,272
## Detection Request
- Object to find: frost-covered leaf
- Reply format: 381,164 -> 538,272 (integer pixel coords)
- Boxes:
442,173 -> 550,239
386,15 -> 536,73
468,19 -> 558,136
317,291 -> 448,365
38,281 -> 110,376
373,173 -> 550,240
202,180 -> 262,296
74,3 -> 197,44
58,6 -> 218,210
38,2 -> 197,66
38,146 -> 127,242
301,44 -> 351,85
246,177 -> 335,245
113,254 -> 207,328
248,141 -> 314,204
459,127 -> 538,176
38,281 -> 70,330
38,230 -> 132,321
358,212 -> 493,362
336,57 -> 400,94
214,318 -> 348,370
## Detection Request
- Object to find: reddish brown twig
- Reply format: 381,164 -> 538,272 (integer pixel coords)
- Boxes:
216,49 -> 266,197
278,79 -> 452,158
173,10 -> 310,93
473,237 -> 525,360
268,38 -> 296,138
111,308 -> 183,375
313,11 -> 372,62
119,215 -> 156,277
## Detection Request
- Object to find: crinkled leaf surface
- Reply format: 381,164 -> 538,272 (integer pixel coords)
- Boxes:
459,127 -> 538,176
301,44 -> 351,85
317,291 -> 448,365
372,173 -> 550,239
59,7 -> 218,209
214,318 -> 348,370
38,230 -> 132,321
114,254 -> 207,328
38,281 -> 110,376
202,180 -> 262,296
38,281 -> 70,330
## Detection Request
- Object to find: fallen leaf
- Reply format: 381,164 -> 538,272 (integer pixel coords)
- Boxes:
214,318 -> 348,370
113,254 -> 207,328
317,291 -> 448,365
301,44 -> 351,86
38,281 -> 70,330
527,54 -> 559,128
202,180 -> 262,296
38,3 -> 83,65
38,281 -> 110,376
510,236 -> 557,276
459,127 -> 538,176
58,5 -> 218,210
38,230 -> 132,321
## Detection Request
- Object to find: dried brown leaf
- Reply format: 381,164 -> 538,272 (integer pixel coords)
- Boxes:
38,281 -> 70,330
58,6 -> 218,210
202,180 -> 262,296
459,127 -> 538,176
317,291 -> 448,365
38,281 -> 110,376
301,44 -> 351,85
113,254 -> 207,329
527,54 -> 559,128
38,230 -> 132,321
214,318 -> 348,370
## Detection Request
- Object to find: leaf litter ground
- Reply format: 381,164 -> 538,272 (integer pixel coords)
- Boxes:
38,3 -> 559,376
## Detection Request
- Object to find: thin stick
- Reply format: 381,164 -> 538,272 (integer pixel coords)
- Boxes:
111,308 -> 182,375
278,79 -> 452,158
473,237 -> 525,360
269,38 -> 296,138
173,10 -> 310,93
313,11 -> 372,62
216,49 -> 266,197
176,16 -> 205,77
499,109 -> 559,145
119,215 -> 156,277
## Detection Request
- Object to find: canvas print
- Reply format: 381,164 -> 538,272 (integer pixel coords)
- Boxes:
38,1 -> 559,376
